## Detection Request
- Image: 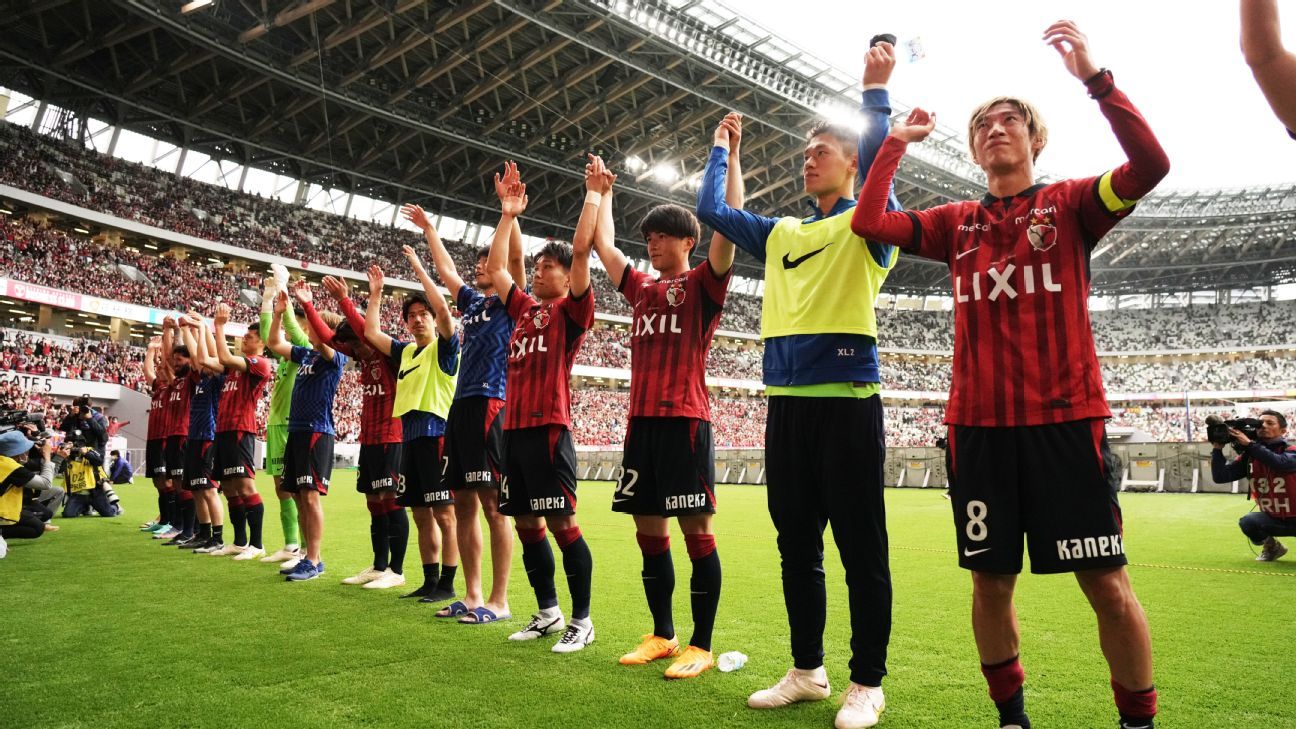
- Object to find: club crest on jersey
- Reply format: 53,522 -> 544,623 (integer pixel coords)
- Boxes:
1026,213 -> 1057,252
665,282 -> 686,307
532,308 -> 550,329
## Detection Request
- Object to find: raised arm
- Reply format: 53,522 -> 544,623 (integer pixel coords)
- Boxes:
850,109 -> 936,246
322,275 -> 368,342
177,317 -> 201,371
402,203 -> 465,299
507,217 -> 526,290
709,113 -> 743,276
1241,0 -> 1296,134
201,319 -> 223,373
1044,20 -> 1169,199
266,290 -> 295,360
185,313 -> 219,373
695,128 -> 779,260
293,283 -> 335,361
363,265 -> 395,357
569,161 -> 597,298
400,244 -> 454,341
486,162 -> 524,298
159,318 -> 177,383
212,303 -> 248,372
587,155 -> 627,289
143,338 -> 160,384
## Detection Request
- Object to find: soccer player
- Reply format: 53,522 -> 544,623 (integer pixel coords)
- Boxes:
176,314 -> 225,552
589,144 -> 738,678
309,275 -> 409,590
159,318 -> 196,544
400,196 -> 524,624
259,270 -> 308,565
362,260 -> 461,603
696,40 -> 899,728
267,284 -> 348,581
206,303 -> 274,558
488,162 -> 597,653
1241,0 -> 1296,136
849,22 -> 1170,729
141,336 -> 174,534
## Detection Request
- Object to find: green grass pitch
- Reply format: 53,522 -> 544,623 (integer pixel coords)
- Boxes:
2,475 -> 1292,728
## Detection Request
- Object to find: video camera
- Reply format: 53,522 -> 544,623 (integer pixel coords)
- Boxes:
1205,415 -> 1263,446
0,409 -> 49,443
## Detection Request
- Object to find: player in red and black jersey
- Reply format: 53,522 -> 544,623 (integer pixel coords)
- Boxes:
199,303 -> 274,558
307,275 -> 410,591
141,335 -> 174,533
489,161 -> 598,653
851,22 -> 1169,729
587,140 -> 739,678
158,318 -> 196,543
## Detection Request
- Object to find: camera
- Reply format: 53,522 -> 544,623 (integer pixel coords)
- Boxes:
0,409 -> 48,442
1205,415 -> 1263,446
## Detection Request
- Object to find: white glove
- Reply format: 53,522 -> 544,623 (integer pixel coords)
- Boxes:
270,263 -> 289,289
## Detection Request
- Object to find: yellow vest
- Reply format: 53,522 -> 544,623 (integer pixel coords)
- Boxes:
0,456 -> 22,525
760,212 -> 895,339
392,339 -> 458,421
66,458 -> 96,494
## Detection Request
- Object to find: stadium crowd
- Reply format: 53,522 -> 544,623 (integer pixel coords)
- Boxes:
0,328 -> 148,390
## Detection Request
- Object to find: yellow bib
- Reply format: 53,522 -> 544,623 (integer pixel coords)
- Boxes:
0,456 -> 22,525
392,339 -> 458,421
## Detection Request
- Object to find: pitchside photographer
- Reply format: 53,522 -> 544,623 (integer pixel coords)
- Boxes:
1209,410 -> 1296,561
0,430 -> 62,557
60,435 -> 118,518
58,396 -> 120,513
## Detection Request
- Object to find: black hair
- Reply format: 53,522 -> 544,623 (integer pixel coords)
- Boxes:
805,119 -> 860,158
402,292 -> 433,321
172,344 -> 190,357
534,242 -> 573,271
639,204 -> 701,247
111,450 -> 120,457
476,246 -> 491,260
1261,409 -> 1288,429
333,319 -> 360,345
246,322 -> 261,334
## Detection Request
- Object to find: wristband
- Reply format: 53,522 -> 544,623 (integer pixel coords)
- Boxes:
584,190 -> 603,207
1084,68 -> 1114,99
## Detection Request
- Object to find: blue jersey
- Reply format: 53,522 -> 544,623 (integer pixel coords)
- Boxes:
188,371 -> 223,442
287,346 -> 348,435
455,287 -> 512,400
390,338 -> 459,441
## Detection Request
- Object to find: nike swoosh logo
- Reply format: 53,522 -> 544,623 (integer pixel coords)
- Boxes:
955,246 -> 980,260
963,547 -> 991,557
781,243 -> 833,269
398,364 -> 421,379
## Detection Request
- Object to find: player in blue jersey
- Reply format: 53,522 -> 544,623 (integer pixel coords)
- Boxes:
267,283 -> 349,581
401,196 -> 524,624
177,313 -> 226,553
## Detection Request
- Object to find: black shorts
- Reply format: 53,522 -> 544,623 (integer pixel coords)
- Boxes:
145,438 -> 168,478
165,435 -> 186,478
443,396 -> 505,491
948,418 -> 1127,575
357,443 -> 402,494
499,425 -> 578,517
613,417 -> 716,517
397,436 -> 453,508
215,431 -> 257,481
283,431 -> 335,495
183,440 -> 217,490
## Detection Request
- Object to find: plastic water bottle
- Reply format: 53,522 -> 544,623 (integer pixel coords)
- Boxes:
717,651 -> 748,672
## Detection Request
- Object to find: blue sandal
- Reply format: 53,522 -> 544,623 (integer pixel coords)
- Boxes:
435,600 -> 470,618
459,606 -> 512,624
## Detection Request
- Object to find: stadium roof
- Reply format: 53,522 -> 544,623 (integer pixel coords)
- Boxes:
2,0 -> 1295,295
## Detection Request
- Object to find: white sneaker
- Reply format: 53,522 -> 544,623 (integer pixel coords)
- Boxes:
748,667 -> 832,709
260,546 -> 300,563
278,556 -> 304,574
0,534 -> 7,559
362,570 -> 407,590
835,683 -> 885,729
232,546 -> 267,561
508,609 -> 566,641
551,618 -> 595,654
343,567 -> 385,585
208,543 -> 245,557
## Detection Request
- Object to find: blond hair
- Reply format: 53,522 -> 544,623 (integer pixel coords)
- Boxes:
967,97 -> 1048,162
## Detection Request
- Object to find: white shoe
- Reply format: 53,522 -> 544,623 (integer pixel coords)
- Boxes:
278,556 -> 304,574
343,567 -> 386,585
551,618 -> 595,654
232,546 -> 266,561
0,534 -> 7,559
208,543 -> 245,557
362,570 -> 407,590
508,609 -> 566,641
261,546 -> 300,563
835,683 -> 885,729
748,667 -> 832,709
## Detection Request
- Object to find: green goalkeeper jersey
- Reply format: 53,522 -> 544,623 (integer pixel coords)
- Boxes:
262,310 -> 311,427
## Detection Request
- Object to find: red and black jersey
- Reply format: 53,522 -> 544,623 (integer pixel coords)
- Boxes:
164,371 -> 194,438
502,284 -> 595,430
147,376 -> 170,440
215,356 -> 272,434
1250,448 -> 1296,518
618,260 -> 730,420
902,175 -> 1125,426
358,354 -> 402,445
